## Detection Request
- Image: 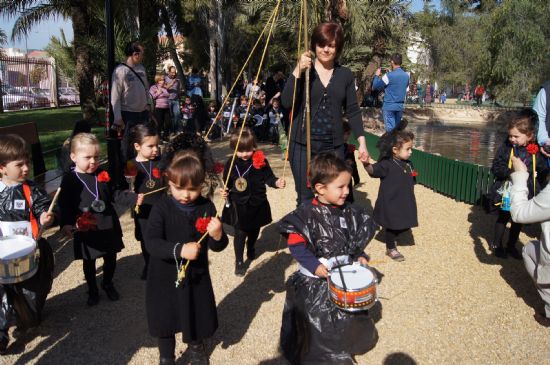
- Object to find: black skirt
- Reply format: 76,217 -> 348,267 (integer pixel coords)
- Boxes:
222,200 -> 272,230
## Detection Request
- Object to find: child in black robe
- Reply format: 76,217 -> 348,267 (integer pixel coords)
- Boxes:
58,133 -> 143,306
363,129 -> 418,262
0,134 -> 55,354
145,150 -> 228,365
220,128 -> 285,276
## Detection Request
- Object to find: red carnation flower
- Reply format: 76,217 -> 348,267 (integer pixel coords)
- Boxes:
152,167 -> 161,179
97,171 -> 111,183
527,143 -> 539,155
124,161 -> 138,177
411,170 -> 418,177
213,162 -> 224,174
76,211 -> 97,232
252,150 -> 266,169
195,216 -> 212,234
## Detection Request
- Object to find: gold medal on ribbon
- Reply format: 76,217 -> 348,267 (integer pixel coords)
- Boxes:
235,177 -> 248,192
146,179 -> 156,189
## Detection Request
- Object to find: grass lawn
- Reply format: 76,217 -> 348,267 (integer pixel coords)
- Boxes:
0,107 -> 108,171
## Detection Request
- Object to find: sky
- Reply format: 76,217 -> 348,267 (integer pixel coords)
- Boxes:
0,0 -> 440,51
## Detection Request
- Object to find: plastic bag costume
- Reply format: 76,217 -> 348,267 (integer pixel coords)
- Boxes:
279,201 -> 379,364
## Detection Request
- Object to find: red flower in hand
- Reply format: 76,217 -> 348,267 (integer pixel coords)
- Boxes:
195,216 -> 212,234
213,162 -> 224,174
97,171 -> 111,183
347,144 -> 356,154
124,161 -> 138,177
252,150 -> 266,169
527,143 -> 539,155
152,167 -> 161,179
411,170 -> 418,177
76,211 -> 97,232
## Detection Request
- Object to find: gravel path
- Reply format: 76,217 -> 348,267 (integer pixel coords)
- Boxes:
3,140 -> 550,365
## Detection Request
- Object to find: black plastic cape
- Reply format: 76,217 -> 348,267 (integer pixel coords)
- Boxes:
279,200 -> 379,364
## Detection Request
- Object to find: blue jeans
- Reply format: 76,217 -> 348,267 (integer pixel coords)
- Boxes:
383,109 -> 404,132
168,100 -> 181,133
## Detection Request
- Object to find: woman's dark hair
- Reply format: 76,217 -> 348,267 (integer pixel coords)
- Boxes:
166,150 -> 205,188
229,128 -> 257,152
376,130 -> 415,160
311,23 -> 344,58
130,123 -> 158,146
309,152 -> 351,193
507,108 -> 537,137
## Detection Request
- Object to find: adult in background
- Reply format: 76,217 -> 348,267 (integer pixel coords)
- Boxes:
474,84 -> 485,106
149,74 -> 170,140
534,81 -> 550,156
111,41 -> 150,162
281,22 -> 369,206
510,155 -> 550,327
372,53 -> 410,132
187,68 -> 203,98
164,66 -> 182,135
265,69 -> 285,106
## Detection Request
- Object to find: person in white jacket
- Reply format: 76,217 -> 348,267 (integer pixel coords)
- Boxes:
510,156 -> 550,327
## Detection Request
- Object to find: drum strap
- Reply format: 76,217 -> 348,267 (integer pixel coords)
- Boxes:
22,183 -> 39,240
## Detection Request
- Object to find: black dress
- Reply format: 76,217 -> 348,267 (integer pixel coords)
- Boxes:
370,158 -> 418,230
144,194 -> 228,340
58,170 -> 137,260
221,154 -> 278,230
131,157 -> 166,241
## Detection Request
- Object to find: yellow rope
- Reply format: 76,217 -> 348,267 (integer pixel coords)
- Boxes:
204,9 -> 278,139
177,0 -> 282,285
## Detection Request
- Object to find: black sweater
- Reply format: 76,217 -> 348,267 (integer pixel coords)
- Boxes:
281,65 -> 363,146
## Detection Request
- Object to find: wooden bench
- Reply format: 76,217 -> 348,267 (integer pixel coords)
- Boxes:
0,122 -> 63,195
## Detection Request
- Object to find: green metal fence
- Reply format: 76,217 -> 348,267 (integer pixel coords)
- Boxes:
363,132 -> 494,205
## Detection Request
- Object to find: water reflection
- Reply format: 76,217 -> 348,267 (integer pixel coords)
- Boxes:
408,122 -> 506,167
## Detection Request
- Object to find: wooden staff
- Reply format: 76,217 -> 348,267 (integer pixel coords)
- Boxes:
303,0 -> 311,169
37,187 -> 61,240
134,186 -> 167,214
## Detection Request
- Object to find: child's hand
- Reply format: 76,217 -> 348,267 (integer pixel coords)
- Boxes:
180,242 -> 201,260
206,217 -> 223,241
511,156 -> 528,172
61,225 -> 74,239
314,264 -> 329,278
358,256 -> 369,267
136,193 -> 145,206
276,178 -> 286,189
40,212 -> 54,227
219,187 -> 229,199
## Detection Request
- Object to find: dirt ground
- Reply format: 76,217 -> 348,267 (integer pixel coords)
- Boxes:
2,140 -> 550,365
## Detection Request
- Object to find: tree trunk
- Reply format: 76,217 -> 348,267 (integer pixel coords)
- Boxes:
160,6 -> 185,88
207,0 -> 221,102
357,34 -> 385,104
71,1 -> 95,114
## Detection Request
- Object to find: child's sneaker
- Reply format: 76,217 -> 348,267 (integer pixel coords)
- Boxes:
386,249 -> 405,262
235,262 -> 245,277
102,283 -> 120,301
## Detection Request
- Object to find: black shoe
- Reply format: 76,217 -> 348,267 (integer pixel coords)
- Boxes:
102,283 -> 120,301
494,246 -> 507,258
159,357 -> 175,365
246,249 -> 256,262
507,246 -> 522,260
188,342 -> 209,365
534,312 -> 550,327
0,336 -> 8,355
235,262 -> 245,277
87,290 -> 100,306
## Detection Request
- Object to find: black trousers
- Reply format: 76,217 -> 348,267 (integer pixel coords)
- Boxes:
234,227 -> 260,264
83,253 -> 117,292
289,141 -> 345,206
492,210 -> 522,249
385,228 -> 409,250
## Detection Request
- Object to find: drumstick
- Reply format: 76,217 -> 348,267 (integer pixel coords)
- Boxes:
36,187 -> 61,240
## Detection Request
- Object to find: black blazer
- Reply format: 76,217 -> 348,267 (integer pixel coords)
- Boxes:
281,65 -> 363,146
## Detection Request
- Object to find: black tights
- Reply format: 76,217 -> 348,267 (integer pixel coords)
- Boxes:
158,336 -> 205,359
385,228 -> 409,250
234,227 -> 260,263
83,253 -> 116,292
492,210 -> 522,249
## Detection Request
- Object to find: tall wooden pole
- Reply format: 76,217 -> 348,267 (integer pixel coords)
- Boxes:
303,0 -> 311,169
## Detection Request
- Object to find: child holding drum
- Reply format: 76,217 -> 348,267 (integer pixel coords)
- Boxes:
279,153 -> 378,365
363,129 -> 418,262
0,134 -> 55,354
58,133 -> 144,306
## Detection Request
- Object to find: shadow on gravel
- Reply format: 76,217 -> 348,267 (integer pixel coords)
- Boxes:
9,253 -> 154,365
468,205 -> 542,312
383,351 -> 417,364
210,252 -> 293,354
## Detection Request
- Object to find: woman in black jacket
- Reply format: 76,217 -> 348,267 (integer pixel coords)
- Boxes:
281,22 -> 369,206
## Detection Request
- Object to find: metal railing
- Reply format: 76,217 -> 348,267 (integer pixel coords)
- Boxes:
363,132 -> 494,205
